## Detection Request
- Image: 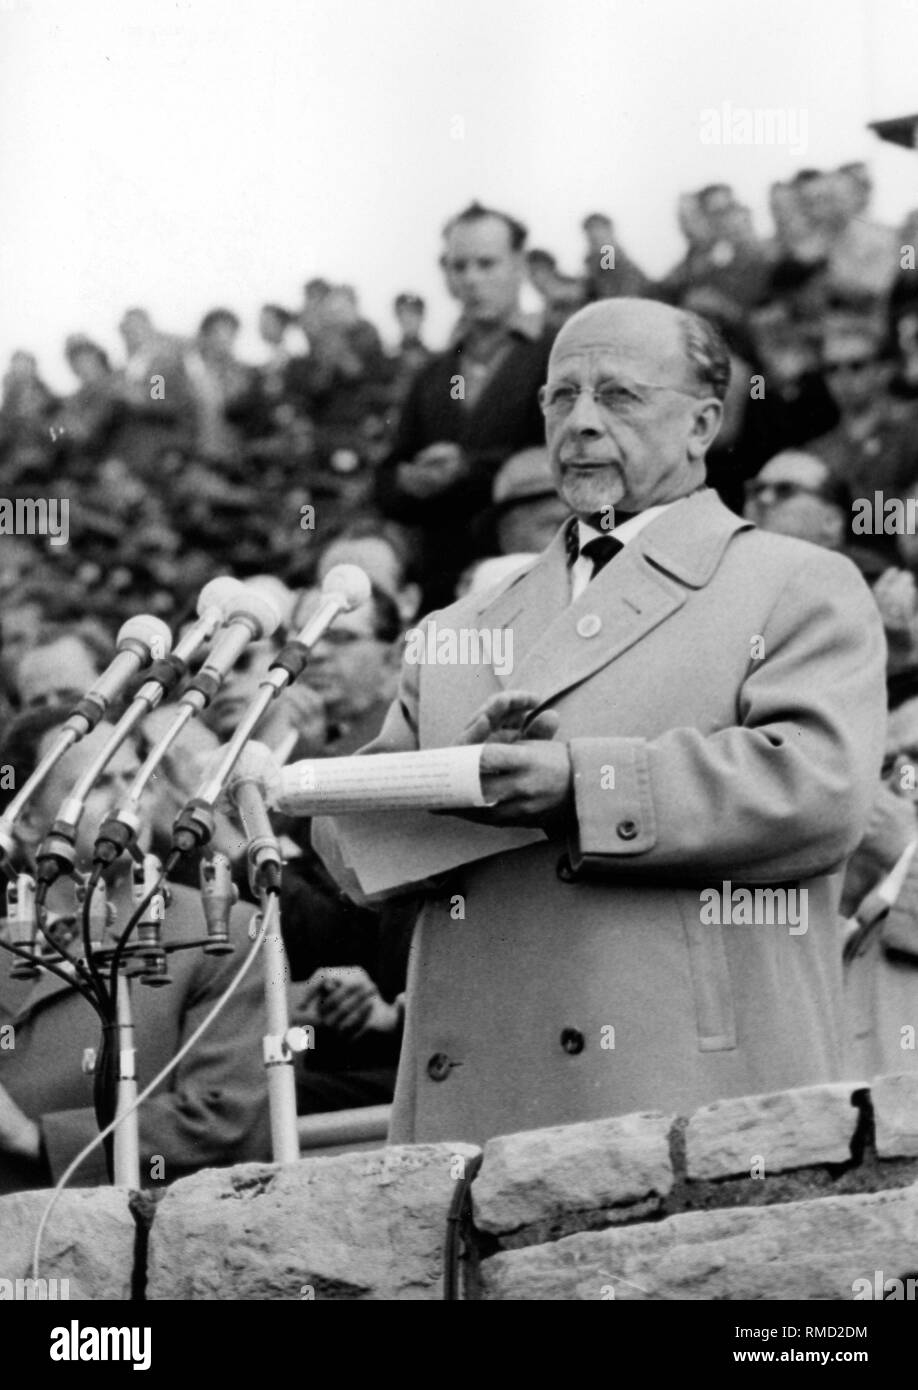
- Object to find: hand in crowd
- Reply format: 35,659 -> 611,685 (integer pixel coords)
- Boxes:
293,966 -> 400,1040
0,1080 -> 40,1161
396,441 -> 468,499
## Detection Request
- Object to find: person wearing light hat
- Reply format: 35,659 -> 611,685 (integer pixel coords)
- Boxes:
490,446 -> 570,556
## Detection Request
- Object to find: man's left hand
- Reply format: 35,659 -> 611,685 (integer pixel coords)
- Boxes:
0,1082 -> 40,1160
450,740 -> 572,828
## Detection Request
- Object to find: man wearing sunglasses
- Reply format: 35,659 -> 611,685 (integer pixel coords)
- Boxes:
742,450 -> 851,550
315,297 -> 886,1146
810,325 -> 918,538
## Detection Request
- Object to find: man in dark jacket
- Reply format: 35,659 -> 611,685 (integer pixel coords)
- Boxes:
376,201 -> 552,608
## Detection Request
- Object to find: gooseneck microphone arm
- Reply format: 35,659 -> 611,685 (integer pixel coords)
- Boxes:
0,614 -> 173,868
92,582 -> 282,869
0,728 -> 82,864
170,564 -> 371,858
36,579 -> 255,891
34,619 -> 177,889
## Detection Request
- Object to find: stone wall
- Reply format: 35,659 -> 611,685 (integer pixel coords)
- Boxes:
3,1072 -> 918,1300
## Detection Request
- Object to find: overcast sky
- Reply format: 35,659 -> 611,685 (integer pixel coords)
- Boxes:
1,0 -> 916,387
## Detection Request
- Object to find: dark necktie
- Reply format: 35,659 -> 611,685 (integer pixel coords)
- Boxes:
580,533 -> 624,577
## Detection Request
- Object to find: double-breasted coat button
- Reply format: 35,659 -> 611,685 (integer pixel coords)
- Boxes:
560,1028 -> 585,1055
616,819 -> 639,840
576,614 -> 602,638
426,1052 -> 453,1082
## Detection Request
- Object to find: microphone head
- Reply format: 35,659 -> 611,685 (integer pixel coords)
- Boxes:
228,584 -> 283,639
243,575 -> 297,626
196,575 -> 246,618
321,563 -> 372,612
116,614 -> 173,659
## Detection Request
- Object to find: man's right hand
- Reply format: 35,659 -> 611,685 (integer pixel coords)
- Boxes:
396,442 -> 468,499
457,690 -> 561,744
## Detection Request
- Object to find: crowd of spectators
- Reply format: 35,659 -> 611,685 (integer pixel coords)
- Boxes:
2,156 -> 918,1185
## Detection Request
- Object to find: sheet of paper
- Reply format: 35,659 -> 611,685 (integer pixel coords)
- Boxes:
276,745 -> 492,816
327,807 -> 545,898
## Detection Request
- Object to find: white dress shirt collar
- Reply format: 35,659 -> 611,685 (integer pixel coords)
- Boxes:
570,503 -> 673,600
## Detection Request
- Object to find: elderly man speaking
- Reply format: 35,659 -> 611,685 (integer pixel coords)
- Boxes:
315,298 -> 886,1146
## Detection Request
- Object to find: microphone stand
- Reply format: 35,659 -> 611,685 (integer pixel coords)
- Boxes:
112,973 -> 140,1188
235,776 -> 306,1164
259,890 -> 303,1164
107,852 -> 166,1188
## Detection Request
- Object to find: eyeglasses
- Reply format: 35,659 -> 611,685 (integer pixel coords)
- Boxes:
744,480 -> 826,503
823,358 -> 875,376
539,380 -> 706,418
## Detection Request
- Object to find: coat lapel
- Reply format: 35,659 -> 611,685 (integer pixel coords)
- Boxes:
506,547 -> 688,707
478,489 -> 752,710
475,531 -> 569,686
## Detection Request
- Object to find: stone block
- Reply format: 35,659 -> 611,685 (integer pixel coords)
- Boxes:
147,1144 -> 480,1300
685,1084 -> 862,1180
480,1186 -> 918,1300
0,1188 -> 135,1301
474,1112 -> 674,1236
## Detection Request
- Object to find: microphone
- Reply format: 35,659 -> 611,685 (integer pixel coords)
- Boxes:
0,614 -> 171,865
36,583 -> 259,886
170,566 -> 370,857
291,564 -> 372,648
131,576 -> 247,706
200,852 -> 238,954
226,743 -> 283,893
65,614 -> 174,734
92,582 -> 283,869
180,586 -> 282,705
217,563 -> 371,715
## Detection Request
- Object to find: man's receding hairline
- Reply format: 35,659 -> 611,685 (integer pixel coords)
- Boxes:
445,213 -> 515,245
549,301 -> 731,400
549,317 -> 689,375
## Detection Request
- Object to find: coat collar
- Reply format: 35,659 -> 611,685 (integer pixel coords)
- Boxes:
636,487 -> 753,587
469,488 -> 751,711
